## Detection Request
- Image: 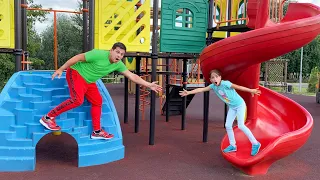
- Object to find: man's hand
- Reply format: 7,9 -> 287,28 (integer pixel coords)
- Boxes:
52,69 -> 63,80
149,81 -> 162,93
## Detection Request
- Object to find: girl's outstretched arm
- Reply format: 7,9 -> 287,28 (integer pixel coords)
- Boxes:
231,84 -> 261,97
179,86 -> 211,97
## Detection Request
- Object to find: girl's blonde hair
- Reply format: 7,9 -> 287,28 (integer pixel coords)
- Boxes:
209,69 -> 221,77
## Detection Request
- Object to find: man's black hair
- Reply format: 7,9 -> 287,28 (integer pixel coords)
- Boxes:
112,42 -> 127,52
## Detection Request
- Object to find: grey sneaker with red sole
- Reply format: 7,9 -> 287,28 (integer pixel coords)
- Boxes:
39,116 -> 61,131
91,129 -> 114,140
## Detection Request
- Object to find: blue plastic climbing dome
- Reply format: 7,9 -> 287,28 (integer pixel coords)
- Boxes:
0,71 -> 124,171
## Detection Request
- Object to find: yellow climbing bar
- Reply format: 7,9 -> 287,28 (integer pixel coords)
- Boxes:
0,0 -> 15,48
94,0 -> 150,52
212,0 -> 245,38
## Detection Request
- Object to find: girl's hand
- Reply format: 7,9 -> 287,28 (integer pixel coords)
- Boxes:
179,89 -> 189,97
250,88 -> 261,97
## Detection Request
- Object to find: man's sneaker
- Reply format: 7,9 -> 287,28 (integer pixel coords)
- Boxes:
251,142 -> 261,156
39,116 -> 61,131
223,145 -> 237,153
91,129 -> 114,140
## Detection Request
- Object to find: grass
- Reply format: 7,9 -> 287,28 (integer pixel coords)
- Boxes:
102,74 -> 124,84
269,85 -> 316,96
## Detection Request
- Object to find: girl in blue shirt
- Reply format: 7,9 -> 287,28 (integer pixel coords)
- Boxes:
179,69 -> 261,156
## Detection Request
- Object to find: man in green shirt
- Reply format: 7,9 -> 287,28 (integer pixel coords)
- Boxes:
40,42 -> 162,140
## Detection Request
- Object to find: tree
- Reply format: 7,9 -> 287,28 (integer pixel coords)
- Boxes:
0,54 -> 15,90
0,0 -> 48,91
308,66 -> 319,93
26,0 -> 49,56
281,36 -> 320,77
29,57 -> 45,70
71,0 -> 84,31
279,2 -> 320,78
282,0 -> 289,16
37,14 -> 83,70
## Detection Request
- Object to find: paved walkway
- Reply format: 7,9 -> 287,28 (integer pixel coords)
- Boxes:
2,84 -> 319,180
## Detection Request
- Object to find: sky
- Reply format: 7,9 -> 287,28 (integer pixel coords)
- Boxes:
33,0 -> 80,33
33,0 -> 320,33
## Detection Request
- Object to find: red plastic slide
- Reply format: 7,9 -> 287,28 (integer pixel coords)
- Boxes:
200,2 -> 320,175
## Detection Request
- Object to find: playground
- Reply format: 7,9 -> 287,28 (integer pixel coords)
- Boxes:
2,83 -> 320,180
0,0 -> 320,178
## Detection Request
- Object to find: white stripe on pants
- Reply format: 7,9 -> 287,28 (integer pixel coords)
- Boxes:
225,103 -> 258,146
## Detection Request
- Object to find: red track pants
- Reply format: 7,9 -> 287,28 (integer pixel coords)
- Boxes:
48,68 -> 102,131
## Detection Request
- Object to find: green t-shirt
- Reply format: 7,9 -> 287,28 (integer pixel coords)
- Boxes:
70,49 -> 127,83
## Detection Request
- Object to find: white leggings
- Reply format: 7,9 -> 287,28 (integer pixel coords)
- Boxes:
225,103 -> 258,146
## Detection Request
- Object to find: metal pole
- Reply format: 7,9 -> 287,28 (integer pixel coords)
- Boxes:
124,77 -> 129,124
21,0 -> 27,50
203,82 -> 210,142
224,105 -> 227,128
203,0 -> 214,142
224,0 -> 232,127
135,57 -> 141,132
181,58 -> 188,130
83,0 -> 89,52
53,11 -> 58,70
89,0 -> 95,50
299,47 -> 303,92
134,1 -> 142,132
209,0 -> 214,27
165,58 -> 170,122
14,0 -> 22,72
21,0 -> 27,71
149,0 -> 159,145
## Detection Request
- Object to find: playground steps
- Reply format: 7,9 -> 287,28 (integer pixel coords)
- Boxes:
162,84 -> 196,116
0,71 -> 124,171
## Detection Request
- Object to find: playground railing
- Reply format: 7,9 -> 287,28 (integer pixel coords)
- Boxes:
213,0 -> 288,28
213,0 -> 248,28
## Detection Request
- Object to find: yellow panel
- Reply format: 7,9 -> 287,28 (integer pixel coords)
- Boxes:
231,0 -> 244,26
125,57 -> 136,71
212,0 -> 242,38
0,0 -> 14,48
212,0 -> 227,38
95,0 -> 150,52
230,32 -> 240,36
230,0 -> 242,37
213,31 -> 227,38
10,0 -> 14,48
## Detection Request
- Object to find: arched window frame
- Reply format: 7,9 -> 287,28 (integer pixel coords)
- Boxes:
174,8 -> 194,29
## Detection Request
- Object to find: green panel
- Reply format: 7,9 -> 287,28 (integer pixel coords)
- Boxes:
160,0 -> 208,53
237,0 -> 247,25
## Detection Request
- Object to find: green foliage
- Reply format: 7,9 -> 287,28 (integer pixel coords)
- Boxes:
281,36 -> 320,77
26,0 -> 49,57
26,0 -> 49,25
282,1 -> 289,16
307,67 -> 319,93
0,54 -> 15,91
29,57 -> 45,70
278,2 -> 320,79
71,0 -> 84,30
101,78 -> 115,84
37,14 -> 83,69
0,0 -> 47,91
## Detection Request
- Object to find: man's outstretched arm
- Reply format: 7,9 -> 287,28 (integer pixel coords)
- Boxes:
121,70 -> 162,93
